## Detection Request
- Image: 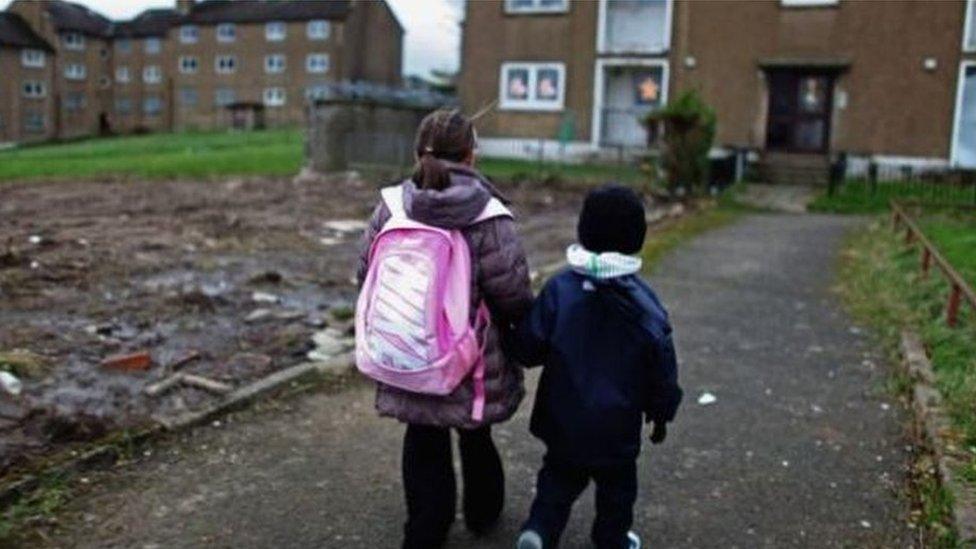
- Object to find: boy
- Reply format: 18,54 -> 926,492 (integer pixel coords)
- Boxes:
514,184 -> 683,549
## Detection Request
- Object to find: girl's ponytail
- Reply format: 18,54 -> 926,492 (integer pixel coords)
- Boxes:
411,109 -> 477,191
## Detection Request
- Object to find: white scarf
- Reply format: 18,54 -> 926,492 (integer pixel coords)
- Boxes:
565,244 -> 642,279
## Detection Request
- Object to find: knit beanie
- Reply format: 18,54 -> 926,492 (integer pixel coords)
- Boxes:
577,184 -> 647,255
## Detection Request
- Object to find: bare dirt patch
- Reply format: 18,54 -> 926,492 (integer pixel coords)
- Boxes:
0,174 -> 586,475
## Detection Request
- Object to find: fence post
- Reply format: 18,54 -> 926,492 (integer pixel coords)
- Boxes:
947,284 -> 962,327
868,161 -> 878,196
921,247 -> 932,278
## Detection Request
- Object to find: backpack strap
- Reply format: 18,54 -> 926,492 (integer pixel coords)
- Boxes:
380,184 -> 407,219
472,197 -> 513,224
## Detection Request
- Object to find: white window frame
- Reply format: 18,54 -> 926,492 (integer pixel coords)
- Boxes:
62,32 -> 85,51
22,81 -> 46,99
144,37 -> 162,54
965,0 -> 976,52
265,54 -> 286,74
951,60 -> 976,166
143,95 -> 163,116
215,87 -> 236,107
179,56 -> 199,74
143,65 -> 162,84
115,66 -> 130,83
179,86 -> 198,106
263,87 -> 286,107
498,62 -> 566,112
65,63 -> 86,81
180,25 -> 199,44
115,97 -> 132,115
590,57 -> 670,149
23,111 -> 45,132
21,49 -> 45,68
307,20 -> 330,40
306,53 -> 330,74
217,23 -> 236,43
266,21 -> 287,41
215,55 -> 237,74
780,0 -> 839,6
596,0 -> 673,55
504,0 -> 569,14
63,92 -> 85,112
306,83 -> 330,101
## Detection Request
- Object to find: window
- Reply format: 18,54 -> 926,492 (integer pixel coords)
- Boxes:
145,37 -> 162,54
64,92 -> 86,112
99,75 -> 111,89
21,49 -> 45,68
100,48 -> 109,59
307,20 -> 330,40
600,0 -> 671,54
65,63 -> 86,80
306,83 -> 330,101
115,97 -> 132,115
966,0 -> 976,52
23,110 -> 45,133
263,87 -> 286,107
265,54 -> 286,74
504,0 -> 568,14
499,62 -> 565,111
143,95 -> 163,116
780,0 -> 839,5
143,65 -> 162,84
179,87 -> 198,106
62,32 -> 85,50
306,53 -> 329,74
179,56 -> 199,74
180,25 -> 199,44
266,21 -> 286,41
22,81 -> 46,99
115,66 -> 130,83
215,55 -> 237,74
215,87 -> 236,106
217,23 -> 236,42
116,39 -> 132,54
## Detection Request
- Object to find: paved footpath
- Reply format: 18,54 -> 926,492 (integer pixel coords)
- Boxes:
37,214 -> 912,548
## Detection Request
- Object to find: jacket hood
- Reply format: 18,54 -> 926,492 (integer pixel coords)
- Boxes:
402,163 -> 509,229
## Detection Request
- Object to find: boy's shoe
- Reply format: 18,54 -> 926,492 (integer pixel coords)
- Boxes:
516,529 -> 543,549
627,531 -> 642,549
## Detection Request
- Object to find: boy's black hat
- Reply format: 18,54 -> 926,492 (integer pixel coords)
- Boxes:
577,184 -> 647,255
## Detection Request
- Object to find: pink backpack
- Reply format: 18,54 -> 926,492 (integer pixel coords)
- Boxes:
355,183 -> 512,421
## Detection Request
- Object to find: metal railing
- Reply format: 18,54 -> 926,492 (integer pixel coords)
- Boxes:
890,200 -> 976,327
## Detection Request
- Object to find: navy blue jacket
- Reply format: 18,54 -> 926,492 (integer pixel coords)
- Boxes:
512,269 -> 682,466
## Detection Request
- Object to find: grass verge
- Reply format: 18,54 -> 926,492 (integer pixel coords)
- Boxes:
810,180 -> 976,214
0,129 -> 304,182
839,218 -> 976,547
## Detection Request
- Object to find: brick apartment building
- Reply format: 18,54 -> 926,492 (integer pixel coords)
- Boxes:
0,0 -> 402,145
460,0 -> 976,175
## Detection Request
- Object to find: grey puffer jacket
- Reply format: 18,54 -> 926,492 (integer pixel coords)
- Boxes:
356,165 -> 534,429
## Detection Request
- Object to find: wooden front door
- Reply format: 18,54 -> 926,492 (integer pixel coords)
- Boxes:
766,71 -> 834,153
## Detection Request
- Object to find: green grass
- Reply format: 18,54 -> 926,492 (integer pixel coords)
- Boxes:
478,157 -> 650,187
0,472 -> 71,544
840,218 -> 976,547
918,211 -> 976,284
810,179 -> 976,214
0,128 -> 304,182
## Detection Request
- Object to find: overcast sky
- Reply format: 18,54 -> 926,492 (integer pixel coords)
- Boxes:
0,0 -> 463,76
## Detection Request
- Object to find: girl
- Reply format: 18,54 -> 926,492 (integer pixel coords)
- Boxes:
356,109 -> 533,548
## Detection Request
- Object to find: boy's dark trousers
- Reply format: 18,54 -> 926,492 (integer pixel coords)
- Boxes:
524,454 -> 638,549
401,423 -> 504,549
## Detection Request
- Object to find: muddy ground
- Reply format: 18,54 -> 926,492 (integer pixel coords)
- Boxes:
0,174 -> 586,476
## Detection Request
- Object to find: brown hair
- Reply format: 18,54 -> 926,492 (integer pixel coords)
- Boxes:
411,109 -> 476,191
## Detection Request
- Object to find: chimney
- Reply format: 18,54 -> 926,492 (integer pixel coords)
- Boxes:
176,0 -> 194,15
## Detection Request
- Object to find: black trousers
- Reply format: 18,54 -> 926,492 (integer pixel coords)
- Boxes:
401,423 -> 505,549
523,454 -> 637,549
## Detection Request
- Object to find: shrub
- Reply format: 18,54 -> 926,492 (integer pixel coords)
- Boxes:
645,90 -> 716,195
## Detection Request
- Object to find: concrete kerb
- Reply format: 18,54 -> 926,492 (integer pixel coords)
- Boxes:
0,353 -> 355,511
900,331 -> 976,543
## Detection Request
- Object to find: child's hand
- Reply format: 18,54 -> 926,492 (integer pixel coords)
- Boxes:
649,422 -> 667,445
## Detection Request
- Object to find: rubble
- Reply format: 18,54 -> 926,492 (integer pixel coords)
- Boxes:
101,351 -> 153,372
0,372 -> 22,396
181,374 -> 232,395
